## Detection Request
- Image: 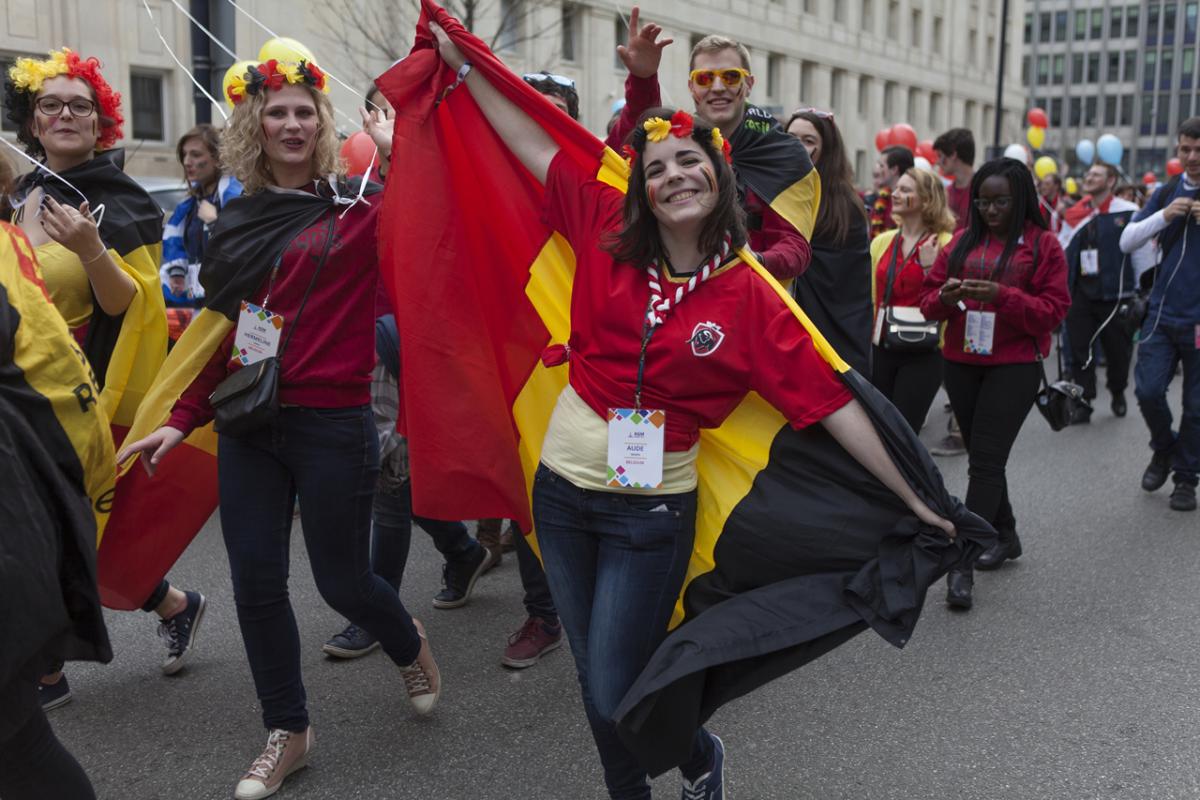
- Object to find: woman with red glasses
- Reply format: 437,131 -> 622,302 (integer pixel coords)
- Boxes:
920,158 -> 1070,610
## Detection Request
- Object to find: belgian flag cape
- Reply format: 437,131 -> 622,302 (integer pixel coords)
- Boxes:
0,222 -> 112,730
107,184 -> 380,609
379,1 -> 994,775
729,102 -> 820,241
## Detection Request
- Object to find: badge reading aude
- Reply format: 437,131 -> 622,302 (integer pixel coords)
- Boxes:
688,321 -> 725,357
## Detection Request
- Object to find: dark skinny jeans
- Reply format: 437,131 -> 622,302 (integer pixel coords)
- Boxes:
0,682 -> 95,800
870,345 -> 943,435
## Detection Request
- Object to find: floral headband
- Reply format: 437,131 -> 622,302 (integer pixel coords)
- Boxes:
623,110 -> 733,167
226,59 -> 328,105
6,48 -> 123,148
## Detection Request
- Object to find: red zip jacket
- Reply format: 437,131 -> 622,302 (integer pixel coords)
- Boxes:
919,222 -> 1070,365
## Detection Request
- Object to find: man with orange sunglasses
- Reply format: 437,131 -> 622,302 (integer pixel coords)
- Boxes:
607,8 -> 817,282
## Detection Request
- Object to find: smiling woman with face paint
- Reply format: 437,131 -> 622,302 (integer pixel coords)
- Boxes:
119,58 -> 439,800
920,157 -> 1071,610
429,23 -> 956,800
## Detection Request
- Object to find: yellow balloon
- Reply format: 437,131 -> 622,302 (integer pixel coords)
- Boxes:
1034,156 -> 1058,180
221,59 -> 256,108
258,37 -> 316,66
1065,177 -> 1079,195
1026,125 -> 1046,149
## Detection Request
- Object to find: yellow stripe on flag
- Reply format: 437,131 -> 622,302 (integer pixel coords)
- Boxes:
769,169 -> 822,241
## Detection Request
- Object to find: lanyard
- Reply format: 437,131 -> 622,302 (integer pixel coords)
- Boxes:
634,310 -> 656,412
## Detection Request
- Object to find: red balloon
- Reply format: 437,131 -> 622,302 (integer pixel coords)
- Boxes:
918,139 -> 937,161
889,123 -> 918,152
1142,171 -> 1157,186
340,131 -> 377,177
1027,107 -> 1049,129
875,128 -> 891,151
1166,158 -> 1184,176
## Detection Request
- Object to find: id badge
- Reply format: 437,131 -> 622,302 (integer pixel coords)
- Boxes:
872,308 -> 885,346
234,301 -> 284,365
964,310 -> 996,355
606,408 -> 665,489
1080,249 -> 1100,277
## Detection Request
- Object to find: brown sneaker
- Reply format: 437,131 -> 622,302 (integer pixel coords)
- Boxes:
234,727 -> 312,800
502,616 -> 563,669
400,618 -> 440,715
476,518 -> 504,568
499,523 -> 518,553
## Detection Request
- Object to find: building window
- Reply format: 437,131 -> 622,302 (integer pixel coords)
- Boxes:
1140,94 -> 1155,134
933,16 -> 944,54
1187,2 -> 1198,44
1180,91 -> 1194,120
929,92 -> 942,129
497,0 -> 524,52
906,86 -> 917,121
1111,6 -> 1124,38
1164,4 -> 1177,45
1087,53 -> 1100,83
1084,96 -> 1098,126
1124,50 -> 1138,82
804,0 -> 816,13
834,2 -> 847,23
888,1 -> 900,32
1156,91 -> 1170,134
862,0 -> 875,33
1054,10 -> 1068,41
1127,5 -> 1140,38
1090,9 -> 1104,39
561,3 -> 577,62
1073,9 -> 1087,40
911,9 -> 922,47
1039,11 -> 1052,42
1144,51 -> 1157,91
965,99 -> 977,129
1072,53 -> 1085,84
1120,94 -> 1134,126
1070,96 -> 1082,127
1053,54 -> 1065,85
858,75 -> 871,116
883,80 -> 897,118
1024,12 -> 1033,44
612,15 -> 628,68
1147,3 -> 1159,45
1108,52 -> 1121,83
1022,56 -> 1030,85
1050,97 -> 1063,127
1104,95 -> 1117,126
830,68 -> 844,108
1037,54 -> 1050,86
130,72 -> 165,141
768,54 -> 783,101
969,29 -> 978,66
1162,50 -> 1174,89
1184,49 -> 1195,89
855,149 -> 868,187
801,60 -> 815,104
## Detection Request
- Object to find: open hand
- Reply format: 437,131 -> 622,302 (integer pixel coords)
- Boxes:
429,22 -> 467,72
917,237 -> 940,269
41,197 -> 104,259
116,426 -> 185,477
360,106 -> 394,158
616,7 -> 674,79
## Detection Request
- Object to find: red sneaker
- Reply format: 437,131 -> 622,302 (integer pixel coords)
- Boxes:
501,616 -> 562,669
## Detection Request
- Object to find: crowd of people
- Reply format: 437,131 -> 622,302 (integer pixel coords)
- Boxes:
1,7 -> 1197,800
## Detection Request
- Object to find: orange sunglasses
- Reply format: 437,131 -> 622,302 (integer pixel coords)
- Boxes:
688,68 -> 751,89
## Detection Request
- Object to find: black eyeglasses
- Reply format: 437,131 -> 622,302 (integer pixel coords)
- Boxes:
523,72 -> 576,89
35,96 -> 97,118
973,197 -> 1013,210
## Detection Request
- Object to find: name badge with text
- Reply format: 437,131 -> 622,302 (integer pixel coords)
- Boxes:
1080,249 -> 1100,276
964,310 -> 996,355
606,408 -> 665,489
234,301 -> 284,365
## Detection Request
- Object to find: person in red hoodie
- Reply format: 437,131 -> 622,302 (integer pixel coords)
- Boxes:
920,158 -> 1071,610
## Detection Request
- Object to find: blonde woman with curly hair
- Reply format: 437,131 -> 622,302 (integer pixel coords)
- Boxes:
869,167 -> 957,434
120,59 -> 439,800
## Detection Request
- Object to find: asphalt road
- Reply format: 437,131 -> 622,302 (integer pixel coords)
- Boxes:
52,380 -> 1197,800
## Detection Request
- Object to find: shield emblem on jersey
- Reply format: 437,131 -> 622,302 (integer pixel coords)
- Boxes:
688,321 -> 725,357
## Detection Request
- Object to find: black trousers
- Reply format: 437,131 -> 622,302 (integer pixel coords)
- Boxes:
943,360 -> 1040,544
0,681 -> 95,800
870,345 -> 943,435
1066,290 -> 1134,400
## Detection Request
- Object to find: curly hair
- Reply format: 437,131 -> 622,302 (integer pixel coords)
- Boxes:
903,167 -> 957,236
3,48 -> 123,158
220,84 -> 341,194
604,107 -> 746,269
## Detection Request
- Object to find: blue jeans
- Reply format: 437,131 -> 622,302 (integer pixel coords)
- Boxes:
1135,320 -> 1200,484
217,406 -> 422,732
372,477 -> 476,592
532,464 -> 713,799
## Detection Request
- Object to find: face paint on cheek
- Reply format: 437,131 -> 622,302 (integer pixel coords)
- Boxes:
647,185 -> 657,210
702,166 -> 718,195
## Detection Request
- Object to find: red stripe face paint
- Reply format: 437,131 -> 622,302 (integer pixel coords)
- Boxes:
702,166 -> 718,195
648,185 -> 657,210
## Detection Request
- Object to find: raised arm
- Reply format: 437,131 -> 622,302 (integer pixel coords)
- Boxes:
430,23 -> 558,185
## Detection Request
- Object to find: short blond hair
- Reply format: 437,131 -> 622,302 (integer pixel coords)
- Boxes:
220,85 -> 341,194
905,167 -> 957,235
689,35 -> 751,71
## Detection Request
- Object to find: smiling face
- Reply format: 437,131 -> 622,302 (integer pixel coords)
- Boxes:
1083,165 -> 1115,197
786,117 -> 822,165
260,84 -> 320,176
641,135 -> 719,232
1177,134 -> 1200,182
689,49 -> 752,132
977,174 -> 1014,235
181,136 -> 218,188
31,75 -> 99,162
872,155 -> 896,190
891,173 -> 922,217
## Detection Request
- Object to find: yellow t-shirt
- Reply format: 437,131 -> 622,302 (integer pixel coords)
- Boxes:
36,241 -> 93,330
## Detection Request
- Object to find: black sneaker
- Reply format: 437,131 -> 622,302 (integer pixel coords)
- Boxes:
159,590 -> 206,675
1170,481 -> 1197,512
433,543 -> 489,609
322,623 -> 380,658
681,733 -> 725,799
38,675 -> 72,711
1142,450 -> 1172,492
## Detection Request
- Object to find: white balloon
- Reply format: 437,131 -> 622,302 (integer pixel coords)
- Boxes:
914,156 -> 932,171
1004,143 -> 1029,163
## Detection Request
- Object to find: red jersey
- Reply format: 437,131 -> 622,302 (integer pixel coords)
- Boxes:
168,194 -> 381,435
918,222 -> 1070,366
542,151 -> 851,453
947,183 -> 971,230
874,231 -> 931,308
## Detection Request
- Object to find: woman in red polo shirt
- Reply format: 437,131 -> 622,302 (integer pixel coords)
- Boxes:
920,157 -> 1071,611
430,23 -> 954,800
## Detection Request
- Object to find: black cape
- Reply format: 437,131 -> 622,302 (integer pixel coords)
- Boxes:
792,213 -> 873,375
201,178 -> 381,320
729,104 -> 814,213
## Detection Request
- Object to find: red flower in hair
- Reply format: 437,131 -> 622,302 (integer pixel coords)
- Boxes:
622,144 -> 637,163
669,110 -> 694,138
260,60 -> 286,91
304,61 -> 326,91
722,138 -> 733,164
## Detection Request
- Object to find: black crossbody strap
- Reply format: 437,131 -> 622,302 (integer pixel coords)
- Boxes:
881,233 -> 902,308
278,213 -> 337,362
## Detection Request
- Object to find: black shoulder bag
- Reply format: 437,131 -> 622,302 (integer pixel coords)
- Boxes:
1030,232 -> 1089,431
876,233 -> 940,352
209,214 -> 337,438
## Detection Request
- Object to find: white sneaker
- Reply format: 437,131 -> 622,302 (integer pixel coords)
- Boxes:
234,727 -> 312,800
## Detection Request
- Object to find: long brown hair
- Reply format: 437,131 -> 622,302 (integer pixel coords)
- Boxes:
786,110 -> 866,247
604,107 -> 746,268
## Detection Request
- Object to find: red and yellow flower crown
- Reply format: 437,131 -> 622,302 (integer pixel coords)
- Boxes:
225,59 -> 329,105
623,110 -> 733,167
7,48 -> 123,149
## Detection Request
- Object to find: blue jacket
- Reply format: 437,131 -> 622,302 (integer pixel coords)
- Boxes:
160,174 -> 242,296
1129,178 -> 1200,325
1063,200 -> 1138,302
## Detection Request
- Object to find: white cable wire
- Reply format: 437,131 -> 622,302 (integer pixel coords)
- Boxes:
141,0 -> 228,121
1080,250 -> 1126,372
1138,223 -> 1188,347
0,137 -> 107,229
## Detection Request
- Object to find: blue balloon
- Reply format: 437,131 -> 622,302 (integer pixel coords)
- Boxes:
1097,134 -> 1124,166
611,98 -> 626,115
1075,139 -> 1095,165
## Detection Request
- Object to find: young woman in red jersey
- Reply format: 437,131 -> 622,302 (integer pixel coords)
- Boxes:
431,24 -> 954,800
